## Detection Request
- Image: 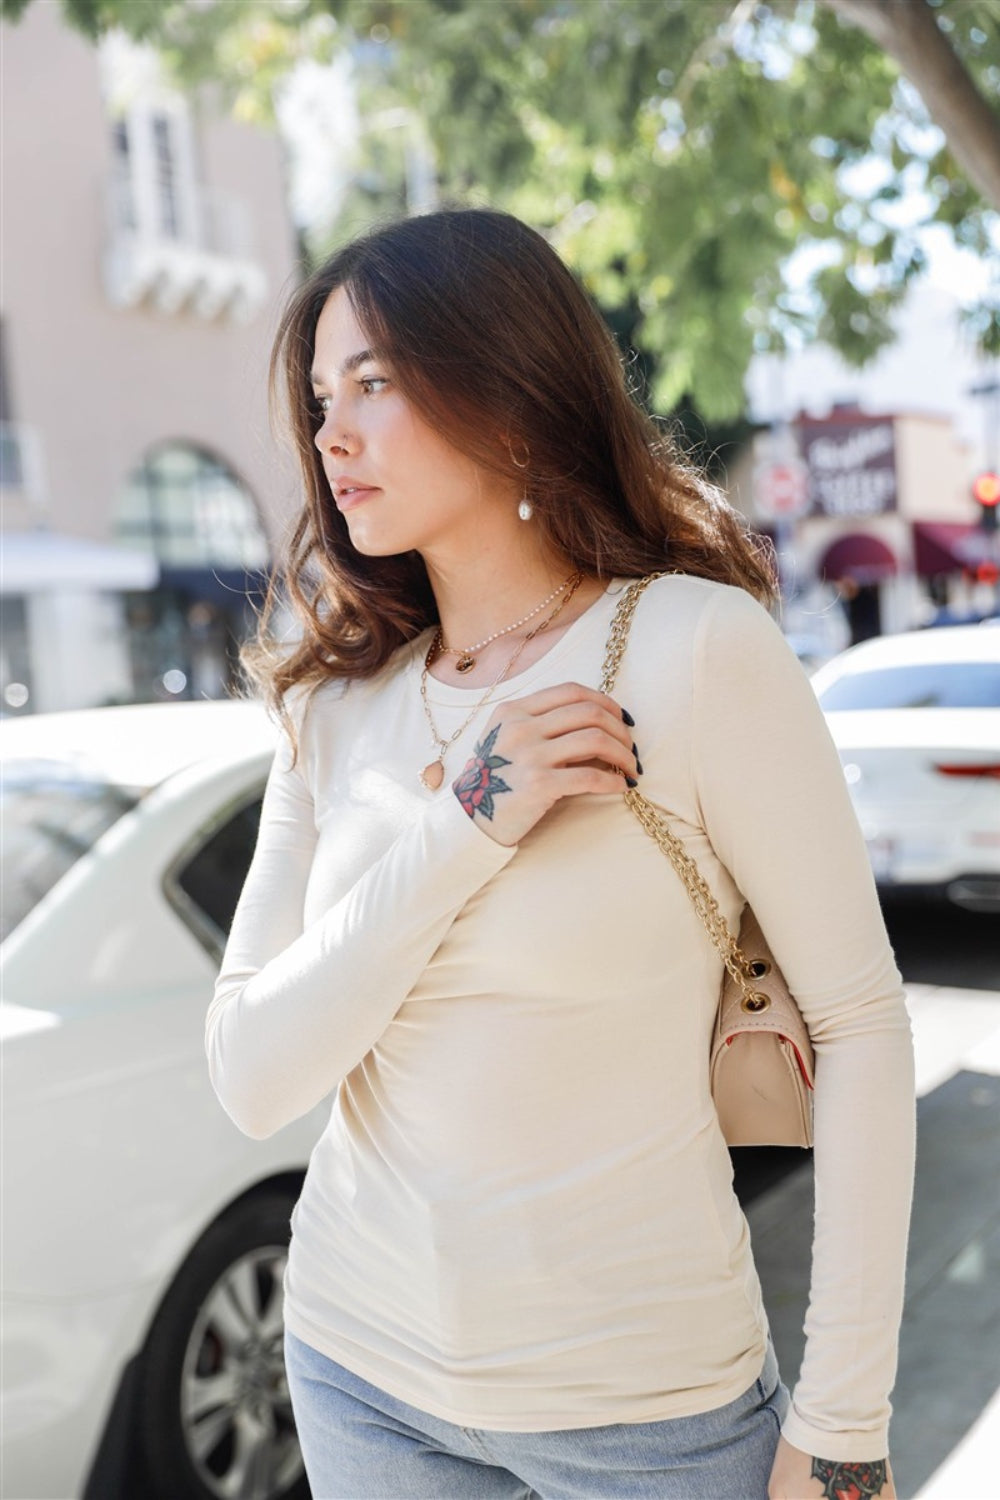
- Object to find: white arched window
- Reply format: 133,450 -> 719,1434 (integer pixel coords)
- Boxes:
114,443 -> 270,570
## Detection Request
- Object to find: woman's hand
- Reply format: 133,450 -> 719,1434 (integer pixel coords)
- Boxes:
451,682 -> 639,846
769,1437 -> 895,1499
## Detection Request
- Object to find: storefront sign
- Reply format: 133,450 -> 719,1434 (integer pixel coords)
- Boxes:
798,416 -> 897,517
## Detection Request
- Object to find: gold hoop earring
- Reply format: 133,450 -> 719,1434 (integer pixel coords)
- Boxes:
509,441 -> 530,471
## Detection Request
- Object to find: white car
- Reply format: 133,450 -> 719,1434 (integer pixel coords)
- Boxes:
811,625 -> 1000,913
1,701 -> 325,1500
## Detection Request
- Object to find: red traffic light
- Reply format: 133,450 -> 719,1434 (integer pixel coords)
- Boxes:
972,471 -> 1000,506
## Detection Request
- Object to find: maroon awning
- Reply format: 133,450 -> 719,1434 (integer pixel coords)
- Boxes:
912,522 -> 995,576
819,533 -> 898,584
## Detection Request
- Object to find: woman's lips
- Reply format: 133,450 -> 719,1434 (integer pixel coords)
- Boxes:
334,485 -> 380,512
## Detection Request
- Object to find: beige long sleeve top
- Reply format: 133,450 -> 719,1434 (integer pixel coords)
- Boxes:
207,574 -> 915,1460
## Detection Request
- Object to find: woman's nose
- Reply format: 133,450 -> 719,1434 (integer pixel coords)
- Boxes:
313,410 -> 356,456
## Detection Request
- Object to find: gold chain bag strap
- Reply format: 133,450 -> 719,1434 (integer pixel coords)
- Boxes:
600,575 -> 815,1148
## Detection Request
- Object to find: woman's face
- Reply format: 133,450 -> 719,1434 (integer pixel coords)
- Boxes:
310,287 -> 514,561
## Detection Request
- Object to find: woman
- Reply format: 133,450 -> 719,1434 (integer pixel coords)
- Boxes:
207,208 -> 914,1500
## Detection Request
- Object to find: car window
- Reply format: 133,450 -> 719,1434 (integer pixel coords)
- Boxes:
0,761 -> 140,942
817,661 -> 1000,711
173,795 -> 263,947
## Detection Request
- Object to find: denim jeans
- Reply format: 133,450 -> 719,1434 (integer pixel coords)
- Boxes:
284,1330 -> 790,1499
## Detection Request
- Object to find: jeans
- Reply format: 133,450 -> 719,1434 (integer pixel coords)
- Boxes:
284,1330 -> 790,1499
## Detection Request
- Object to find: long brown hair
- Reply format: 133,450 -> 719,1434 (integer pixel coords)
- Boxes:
242,208 -> 775,749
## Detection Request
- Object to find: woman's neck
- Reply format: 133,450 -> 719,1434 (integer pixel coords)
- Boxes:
431,562 -> 582,651
421,552 -> 607,688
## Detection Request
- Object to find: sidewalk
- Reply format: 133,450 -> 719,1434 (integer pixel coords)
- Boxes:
746,984 -> 1000,1500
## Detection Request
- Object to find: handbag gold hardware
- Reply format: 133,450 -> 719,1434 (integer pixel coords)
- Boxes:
599,575 -> 815,1148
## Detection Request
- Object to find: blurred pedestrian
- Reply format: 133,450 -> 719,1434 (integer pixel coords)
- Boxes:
207,209 -> 914,1500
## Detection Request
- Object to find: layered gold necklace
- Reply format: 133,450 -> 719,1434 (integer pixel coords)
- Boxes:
437,571 -> 577,673
418,573 -> 583,791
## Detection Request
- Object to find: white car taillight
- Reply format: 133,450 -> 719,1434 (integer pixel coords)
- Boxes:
932,763 -> 1000,779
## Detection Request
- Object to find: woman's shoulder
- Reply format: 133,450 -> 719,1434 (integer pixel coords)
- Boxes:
625,571 -> 775,639
286,631 -> 428,734
278,674 -> 347,736
619,575 -> 796,705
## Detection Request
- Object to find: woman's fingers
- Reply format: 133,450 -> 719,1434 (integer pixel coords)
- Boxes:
505,680 -> 633,727
540,726 -> 637,778
496,682 -> 639,775
488,708 -> 638,781
553,765 -> 629,798
531,699 -> 635,753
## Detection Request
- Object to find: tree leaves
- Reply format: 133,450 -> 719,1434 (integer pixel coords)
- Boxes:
18,0 -> 998,420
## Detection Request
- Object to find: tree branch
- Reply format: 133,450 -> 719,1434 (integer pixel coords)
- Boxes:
820,0 -> 1000,211
672,0 -> 758,111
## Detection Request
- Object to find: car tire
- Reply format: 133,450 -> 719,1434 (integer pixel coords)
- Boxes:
134,1186 -> 309,1500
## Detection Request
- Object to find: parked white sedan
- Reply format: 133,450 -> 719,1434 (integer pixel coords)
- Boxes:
1,701 -> 324,1500
811,624 -> 1000,913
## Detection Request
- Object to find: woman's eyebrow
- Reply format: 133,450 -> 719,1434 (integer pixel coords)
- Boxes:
310,348 -> 382,384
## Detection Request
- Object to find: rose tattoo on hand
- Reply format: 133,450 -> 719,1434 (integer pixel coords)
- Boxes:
453,725 -> 512,822
811,1457 -> 889,1500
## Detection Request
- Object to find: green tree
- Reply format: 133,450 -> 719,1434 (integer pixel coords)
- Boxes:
6,0 -> 997,420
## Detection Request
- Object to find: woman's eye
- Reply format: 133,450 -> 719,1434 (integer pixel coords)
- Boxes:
312,377 -> 387,419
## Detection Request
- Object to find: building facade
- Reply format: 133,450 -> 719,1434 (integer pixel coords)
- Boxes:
729,402 -> 998,650
1,4 -> 301,713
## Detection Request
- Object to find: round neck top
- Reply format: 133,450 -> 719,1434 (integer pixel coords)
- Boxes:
207,572 -> 914,1459
411,576 -> 627,705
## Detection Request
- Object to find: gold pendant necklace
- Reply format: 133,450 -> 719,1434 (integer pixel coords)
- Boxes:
438,572 -> 577,675
419,574 -> 583,790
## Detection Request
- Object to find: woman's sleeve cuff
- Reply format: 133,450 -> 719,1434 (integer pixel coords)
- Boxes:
780,1403 -> 890,1463
422,784 -> 521,873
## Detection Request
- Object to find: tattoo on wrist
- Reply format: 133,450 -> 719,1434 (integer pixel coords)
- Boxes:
453,725 -> 512,822
811,1457 -> 888,1500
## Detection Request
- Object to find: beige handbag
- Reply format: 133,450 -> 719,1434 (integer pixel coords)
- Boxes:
600,575 -> 815,1148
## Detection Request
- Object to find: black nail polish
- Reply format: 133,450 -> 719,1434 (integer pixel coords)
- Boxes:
621,708 -> 636,727
631,742 -> 644,775
625,775 -> 639,788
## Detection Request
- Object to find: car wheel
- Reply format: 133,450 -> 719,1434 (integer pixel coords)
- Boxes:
135,1187 -> 308,1500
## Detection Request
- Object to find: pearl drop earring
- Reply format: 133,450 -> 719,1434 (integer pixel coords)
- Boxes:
518,497 -> 534,522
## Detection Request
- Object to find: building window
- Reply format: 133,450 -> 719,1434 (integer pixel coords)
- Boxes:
106,101 -> 195,248
114,443 -> 270,570
114,444 -> 271,704
99,36 -> 268,322
152,112 -> 181,239
110,117 -> 137,231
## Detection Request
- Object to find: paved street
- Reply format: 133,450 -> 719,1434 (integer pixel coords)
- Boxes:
746,976 -> 1000,1500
